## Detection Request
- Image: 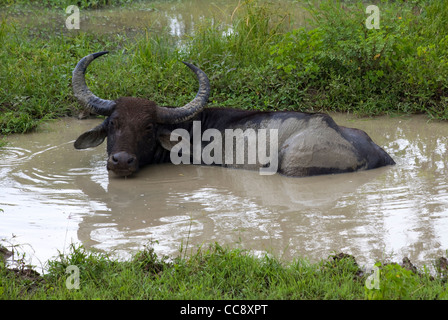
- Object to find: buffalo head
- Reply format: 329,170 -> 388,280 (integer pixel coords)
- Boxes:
72,51 -> 210,177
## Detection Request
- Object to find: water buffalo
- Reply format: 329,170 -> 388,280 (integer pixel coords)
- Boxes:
72,51 -> 395,177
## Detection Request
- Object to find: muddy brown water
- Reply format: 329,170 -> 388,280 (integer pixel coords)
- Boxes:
1,113 -> 448,270
3,0 -> 307,40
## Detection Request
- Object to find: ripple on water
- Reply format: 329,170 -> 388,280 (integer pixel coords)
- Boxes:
3,115 -> 448,269
0,146 -> 33,167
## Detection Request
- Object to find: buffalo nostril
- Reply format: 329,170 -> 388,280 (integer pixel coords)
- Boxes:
110,152 -> 137,168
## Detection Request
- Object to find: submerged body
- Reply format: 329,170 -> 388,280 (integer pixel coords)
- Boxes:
72,52 -> 395,177
155,108 -> 394,176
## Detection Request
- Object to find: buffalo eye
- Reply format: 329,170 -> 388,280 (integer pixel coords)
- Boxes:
109,118 -> 118,129
145,123 -> 154,132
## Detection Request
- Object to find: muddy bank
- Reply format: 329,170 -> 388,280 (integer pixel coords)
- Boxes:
3,246 -> 448,298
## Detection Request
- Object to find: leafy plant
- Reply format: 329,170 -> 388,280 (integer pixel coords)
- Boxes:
365,262 -> 421,300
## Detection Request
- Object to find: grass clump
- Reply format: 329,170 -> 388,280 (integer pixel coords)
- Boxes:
1,243 -> 448,300
0,18 -> 105,134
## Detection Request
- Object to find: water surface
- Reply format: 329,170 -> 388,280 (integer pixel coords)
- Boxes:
1,114 -> 447,270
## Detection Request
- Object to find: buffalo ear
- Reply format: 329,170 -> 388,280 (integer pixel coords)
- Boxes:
157,128 -> 191,155
74,122 -> 108,149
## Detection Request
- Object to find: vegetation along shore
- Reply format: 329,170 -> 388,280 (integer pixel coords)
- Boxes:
1,0 -> 447,137
1,0 -> 448,300
1,242 -> 448,300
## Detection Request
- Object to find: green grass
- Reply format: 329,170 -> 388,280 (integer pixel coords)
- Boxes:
1,0 -> 447,136
1,243 -> 448,300
270,0 -> 448,117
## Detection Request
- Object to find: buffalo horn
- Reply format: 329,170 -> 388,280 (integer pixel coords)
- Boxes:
156,62 -> 210,124
72,51 -> 116,116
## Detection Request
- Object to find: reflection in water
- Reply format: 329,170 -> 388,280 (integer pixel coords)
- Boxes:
1,114 -> 448,270
2,0 -> 305,42
78,0 -> 305,39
